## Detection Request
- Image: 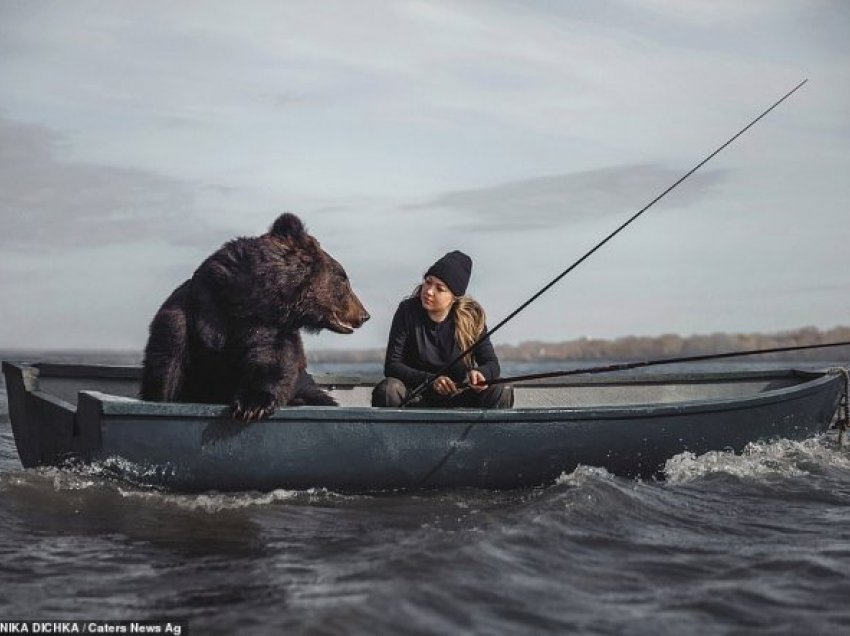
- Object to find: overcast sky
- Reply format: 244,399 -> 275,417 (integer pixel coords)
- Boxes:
1,0 -> 849,352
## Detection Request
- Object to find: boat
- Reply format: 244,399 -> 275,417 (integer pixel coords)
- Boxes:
2,360 -> 846,492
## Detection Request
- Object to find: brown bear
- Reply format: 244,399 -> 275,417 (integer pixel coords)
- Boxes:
140,212 -> 369,421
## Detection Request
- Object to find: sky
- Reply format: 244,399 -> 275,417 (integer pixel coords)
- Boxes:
1,0 -> 849,352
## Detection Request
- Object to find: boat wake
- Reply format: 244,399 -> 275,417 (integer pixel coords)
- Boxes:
0,457 -> 361,513
3,434 -> 849,515
554,464 -> 617,487
119,486 -> 305,512
549,434 -> 850,488
664,434 -> 850,484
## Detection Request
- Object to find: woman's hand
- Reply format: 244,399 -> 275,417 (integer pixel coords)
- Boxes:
432,375 -> 458,396
467,369 -> 488,392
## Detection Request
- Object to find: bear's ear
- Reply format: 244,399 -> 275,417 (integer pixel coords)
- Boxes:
270,213 -> 306,240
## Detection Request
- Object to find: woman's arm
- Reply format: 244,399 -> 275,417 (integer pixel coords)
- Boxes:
471,329 -> 500,381
384,303 -> 430,387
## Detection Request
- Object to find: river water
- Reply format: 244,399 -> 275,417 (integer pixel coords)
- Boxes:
2,353 -> 850,635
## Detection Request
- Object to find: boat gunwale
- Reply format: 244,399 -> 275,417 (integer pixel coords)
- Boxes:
78,371 -> 841,424
22,361 -> 827,386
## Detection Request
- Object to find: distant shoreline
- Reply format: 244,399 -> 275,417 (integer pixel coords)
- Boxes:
307,325 -> 850,363
3,326 -> 849,364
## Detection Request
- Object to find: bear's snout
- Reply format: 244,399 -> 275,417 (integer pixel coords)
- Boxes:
331,297 -> 369,334
352,308 -> 370,329
349,298 -> 370,328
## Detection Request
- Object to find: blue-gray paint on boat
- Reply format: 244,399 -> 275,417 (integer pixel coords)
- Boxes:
2,360 -> 845,492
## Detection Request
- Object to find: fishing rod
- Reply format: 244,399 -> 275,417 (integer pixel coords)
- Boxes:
400,78 -> 809,407
456,340 -> 850,389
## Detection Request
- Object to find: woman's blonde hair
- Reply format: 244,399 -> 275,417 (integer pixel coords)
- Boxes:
411,284 -> 486,368
453,296 -> 486,368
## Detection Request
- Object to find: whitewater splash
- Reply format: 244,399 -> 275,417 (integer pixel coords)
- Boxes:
4,436 -> 850,511
0,456 -> 358,513
664,435 -> 850,483
118,486 -> 305,512
554,464 -> 616,487
550,435 -> 850,487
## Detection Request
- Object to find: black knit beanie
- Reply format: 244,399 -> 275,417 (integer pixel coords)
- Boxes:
424,250 -> 472,296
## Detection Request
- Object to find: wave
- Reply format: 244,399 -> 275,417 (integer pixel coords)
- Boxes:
0,459 -> 365,514
3,432 -> 850,525
664,435 -> 850,484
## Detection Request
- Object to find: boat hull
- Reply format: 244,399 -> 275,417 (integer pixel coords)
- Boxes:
3,361 -> 845,492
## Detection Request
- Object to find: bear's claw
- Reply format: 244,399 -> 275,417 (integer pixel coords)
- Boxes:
232,392 -> 278,422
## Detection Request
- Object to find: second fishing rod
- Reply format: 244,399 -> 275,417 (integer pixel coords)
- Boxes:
400,79 -> 809,407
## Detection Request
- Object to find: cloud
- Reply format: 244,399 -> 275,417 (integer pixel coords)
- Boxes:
629,0 -> 848,31
0,117 -> 230,251
410,164 -> 728,232
0,1 -> 847,350
0,0 -> 817,196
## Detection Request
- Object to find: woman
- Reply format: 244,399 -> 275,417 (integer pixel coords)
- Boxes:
371,250 -> 513,409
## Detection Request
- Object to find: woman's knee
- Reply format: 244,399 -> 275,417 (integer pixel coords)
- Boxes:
481,384 -> 513,409
495,385 -> 514,409
371,377 -> 407,407
464,383 -> 513,409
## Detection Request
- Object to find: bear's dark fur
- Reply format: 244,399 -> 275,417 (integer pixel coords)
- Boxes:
140,213 -> 369,421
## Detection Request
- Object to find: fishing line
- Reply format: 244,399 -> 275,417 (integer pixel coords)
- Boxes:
401,79 -> 808,406
459,340 -> 850,388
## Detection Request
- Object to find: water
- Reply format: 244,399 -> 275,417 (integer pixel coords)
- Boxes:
3,354 -> 850,634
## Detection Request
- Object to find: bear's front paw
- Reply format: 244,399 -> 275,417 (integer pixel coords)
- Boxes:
232,391 -> 278,422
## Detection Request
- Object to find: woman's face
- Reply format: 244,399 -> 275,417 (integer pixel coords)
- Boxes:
420,275 -> 455,316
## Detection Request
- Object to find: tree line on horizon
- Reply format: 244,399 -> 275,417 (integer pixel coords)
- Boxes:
307,326 -> 850,363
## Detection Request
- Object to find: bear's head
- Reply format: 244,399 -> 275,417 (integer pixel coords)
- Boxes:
189,213 -> 369,349
268,213 -> 370,334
